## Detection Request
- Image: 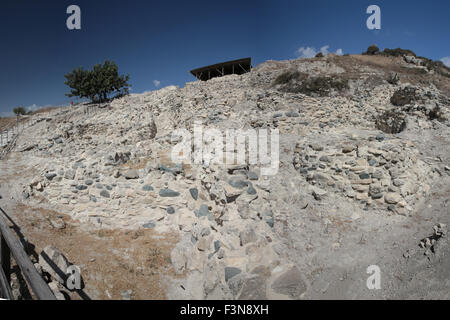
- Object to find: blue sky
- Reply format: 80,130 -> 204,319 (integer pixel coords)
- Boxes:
0,0 -> 449,116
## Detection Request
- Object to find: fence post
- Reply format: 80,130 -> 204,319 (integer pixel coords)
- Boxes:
0,233 -> 11,285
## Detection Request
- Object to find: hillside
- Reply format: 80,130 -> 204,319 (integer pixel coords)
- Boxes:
0,51 -> 449,300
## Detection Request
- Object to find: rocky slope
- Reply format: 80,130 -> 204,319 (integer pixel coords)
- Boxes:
1,52 -> 449,299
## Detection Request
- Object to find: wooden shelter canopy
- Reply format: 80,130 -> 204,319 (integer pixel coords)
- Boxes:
190,57 -> 251,81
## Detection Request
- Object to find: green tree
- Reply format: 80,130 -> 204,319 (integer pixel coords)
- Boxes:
64,61 -> 130,103
13,107 -> 26,116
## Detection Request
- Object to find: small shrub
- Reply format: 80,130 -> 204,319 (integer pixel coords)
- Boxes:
273,70 -> 304,86
390,87 -> 418,106
297,76 -> 349,97
315,52 -> 324,58
363,44 -> 379,55
382,48 -> 416,57
428,105 -> 446,122
376,110 -> 407,134
274,71 -> 349,97
13,107 -> 27,116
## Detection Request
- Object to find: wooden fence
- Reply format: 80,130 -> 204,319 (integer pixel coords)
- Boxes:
0,212 -> 55,300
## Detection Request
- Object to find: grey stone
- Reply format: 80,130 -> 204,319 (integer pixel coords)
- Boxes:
247,184 -> 257,195
238,275 -> 267,300
265,217 -> 274,228
225,267 -> 242,282
371,193 -> 383,199
38,246 -> 71,285
159,189 -> 180,197
285,111 -> 299,117
166,206 -> 175,214
64,170 -> 76,180
143,222 -> 156,229
228,178 -> 249,189
271,266 -> 307,298
310,143 -> 324,151
123,169 -> 139,179
196,204 -> 210,217
247,171 -> 259,180
359,173 -> 370,180
214,240 -> 220,252
189,188 -> 198,200
142,184 -> 154,191
50,218 -> 66,230
240,228 -> 257,246
372,170 -> 383,179
100,190 -> 110,198
45,173 -> 57,180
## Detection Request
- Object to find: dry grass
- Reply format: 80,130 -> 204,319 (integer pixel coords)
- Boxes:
333,55 -> 450,96
10,204 -> 179,300
31,106 -> 64,115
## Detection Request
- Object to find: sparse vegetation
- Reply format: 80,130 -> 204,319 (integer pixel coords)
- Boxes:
376,110 -> 407,134
363,44 -> 379,55
295,76 -> 349,97
13,107 -> 27,116
274,71 -> 349,97
428,105 -> 446,122
273,70 -> 307,86
382,48 -> 416,57
390,87 -> 418,106
64,60 -> 130,103
315,52 -> 324,58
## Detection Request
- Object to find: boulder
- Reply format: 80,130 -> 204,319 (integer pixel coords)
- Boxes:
38,246 -> 71,285
271,266 -> 307,298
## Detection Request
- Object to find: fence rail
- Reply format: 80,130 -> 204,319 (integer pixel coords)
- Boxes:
0,212 -> 56,300
0,117 -> 33,148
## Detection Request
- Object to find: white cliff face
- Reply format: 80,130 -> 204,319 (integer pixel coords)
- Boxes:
2,53 -> 449,299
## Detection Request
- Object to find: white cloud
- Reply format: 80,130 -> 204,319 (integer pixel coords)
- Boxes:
441,57 -> 450,68
320,45 -> 330,55
26,104 -> 39,112
153,80 -> 161,88
295,45 -> 344,58
296,46 -> 317,58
